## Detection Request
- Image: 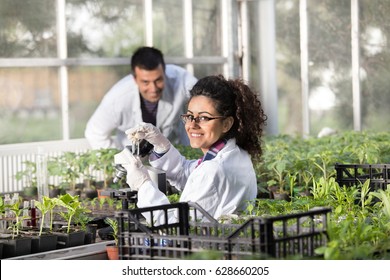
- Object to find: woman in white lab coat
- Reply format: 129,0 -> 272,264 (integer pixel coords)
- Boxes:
115,75 -> 267,220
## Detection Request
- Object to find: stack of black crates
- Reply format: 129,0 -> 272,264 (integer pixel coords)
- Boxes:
335,163 -> 390,190
115,202 -> 331,260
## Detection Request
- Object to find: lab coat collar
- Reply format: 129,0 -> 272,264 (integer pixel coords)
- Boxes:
223,138 -> 236,150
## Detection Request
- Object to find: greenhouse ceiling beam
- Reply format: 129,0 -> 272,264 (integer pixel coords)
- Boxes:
351,0 -> 361,131
238,0 -> 250,82
221,0 -> 230,77
183,0 -> 194,74
0,57 -> 227,68
300,0 -> 310,137
222,0 -> 239,78
257,0 -> 278,135
57,0 -> 69,141
144,0 -> 153,46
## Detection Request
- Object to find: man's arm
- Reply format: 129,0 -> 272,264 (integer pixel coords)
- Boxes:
85,96 -> 117,149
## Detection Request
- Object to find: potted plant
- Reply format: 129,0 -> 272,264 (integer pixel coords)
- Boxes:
6,198 -> 26,238
104,217 -> 119,260
47,152 -> 80,196
93,148 -> 119,190
27,196 -> 58,253
52,193 -> 86,248
73,211 -> 97,244
287,171 -> 298,199
35,196 -> 56,235
1,197 -> 32,258
266,160 -> 290,201
76,151 -> 98,199
14,160 -> 38,198
299,170 -> 313,197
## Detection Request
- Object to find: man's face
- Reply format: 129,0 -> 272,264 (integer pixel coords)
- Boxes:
133,64 -> 165,103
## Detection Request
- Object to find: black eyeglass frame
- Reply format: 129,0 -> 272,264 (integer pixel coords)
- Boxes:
180,114 -> 226,124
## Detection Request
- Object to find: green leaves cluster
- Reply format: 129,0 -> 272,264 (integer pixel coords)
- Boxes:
316,184 -> 390,259
104,217 -> 118,246
5,197 -> 26,238
16,147 -> 121,192
256,131 -> 390,196
55,193 -> 91,234
35,196 -> 56,235
242,131 -> 390,259
244,179 -> 390,259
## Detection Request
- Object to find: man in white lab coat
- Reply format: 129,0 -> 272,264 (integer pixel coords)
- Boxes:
85,46 -> 197,149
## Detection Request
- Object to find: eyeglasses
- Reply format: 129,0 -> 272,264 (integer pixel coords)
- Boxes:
180,114 -> 225,124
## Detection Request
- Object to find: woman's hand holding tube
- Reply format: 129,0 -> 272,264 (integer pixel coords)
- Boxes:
114,148 -> 151,191
125,122 -> 171,154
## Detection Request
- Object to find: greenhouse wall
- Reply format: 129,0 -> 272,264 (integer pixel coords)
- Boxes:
1,0 -> 389,145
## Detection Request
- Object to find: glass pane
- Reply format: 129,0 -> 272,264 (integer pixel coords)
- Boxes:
68,65 -> 130,138
0,0 -> 57,57
360,0 -> 390,132
307,0 -> 353,135
0,68 -> 61,144
193,64 -> 224,79
274,0 -> 302,135
193,0 -> 221,56
152,0 -> 184,55
66,0 -> 144,57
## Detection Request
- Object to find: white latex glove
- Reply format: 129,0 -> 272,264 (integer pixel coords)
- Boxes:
114,148 -> 151,191
125,122 -> 171,154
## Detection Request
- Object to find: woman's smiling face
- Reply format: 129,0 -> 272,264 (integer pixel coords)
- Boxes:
185,95 -> 233,154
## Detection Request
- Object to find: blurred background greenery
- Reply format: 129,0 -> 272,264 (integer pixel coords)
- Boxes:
1,0 -> 389,144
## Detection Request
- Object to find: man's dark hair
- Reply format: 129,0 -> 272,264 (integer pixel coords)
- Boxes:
131,46 -> 166,73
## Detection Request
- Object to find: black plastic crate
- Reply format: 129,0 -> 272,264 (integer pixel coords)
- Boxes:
116,202 -> 331,260
335,163 -> 390,191
228,207 -> 330,259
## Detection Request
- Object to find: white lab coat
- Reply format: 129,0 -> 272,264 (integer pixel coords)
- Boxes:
85,64 -> 197,149
137,138 -> 257,220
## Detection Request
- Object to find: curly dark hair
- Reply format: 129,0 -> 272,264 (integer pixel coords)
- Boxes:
189,75 -> 267,161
